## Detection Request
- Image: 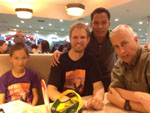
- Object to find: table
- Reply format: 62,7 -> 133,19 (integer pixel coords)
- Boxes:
81,95 -> 137,113
34,94 -> 138,113
0,94 -> 138,113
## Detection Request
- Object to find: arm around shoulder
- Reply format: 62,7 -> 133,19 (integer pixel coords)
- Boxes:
50,50 -> 62,67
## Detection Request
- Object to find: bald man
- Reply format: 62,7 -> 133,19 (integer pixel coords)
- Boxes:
107,25 -> 150,113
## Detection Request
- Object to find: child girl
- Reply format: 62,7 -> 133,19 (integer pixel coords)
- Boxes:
0,43 -> 40,105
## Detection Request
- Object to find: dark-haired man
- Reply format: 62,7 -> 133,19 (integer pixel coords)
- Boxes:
85,7 -> 115,92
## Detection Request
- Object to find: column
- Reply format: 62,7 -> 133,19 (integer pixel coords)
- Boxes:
147,16 -> 150,43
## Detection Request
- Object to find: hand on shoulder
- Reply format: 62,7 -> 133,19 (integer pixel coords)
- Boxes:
51,50 -> 61,67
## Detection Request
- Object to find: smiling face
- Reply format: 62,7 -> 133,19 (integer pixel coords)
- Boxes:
70,28 -> 90,53
91,13 -> 110,39
110,25 -> 138,64
9,49 -> 29,71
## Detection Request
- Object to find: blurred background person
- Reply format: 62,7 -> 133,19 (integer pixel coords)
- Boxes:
31,44 -> 38,54
58,44 -> 67,53
8,41 -> 12,48
0,40 -> 8,54
39,40 -> 51,53
51,44 -> 57,53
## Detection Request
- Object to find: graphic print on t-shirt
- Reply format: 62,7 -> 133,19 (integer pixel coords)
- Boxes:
8,83 -> 31,103
64,69 -> 85,95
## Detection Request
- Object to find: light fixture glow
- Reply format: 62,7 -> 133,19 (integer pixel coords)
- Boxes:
85,22 -> 89,25
15,8 -> 33,19
139,21 -> 143,24
16,25 -> 19,27
59,19 -> 63,22
114,18 -> 119,22
66,3 -> 85,16
21,20 -> 24,23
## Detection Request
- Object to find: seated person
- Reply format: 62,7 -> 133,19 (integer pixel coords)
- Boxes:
48,22 -> 104,110
39,40 -> 51,53
58,45 -> 67,53
0,43 -> 40,105
31,44 -> 38,54
107,24 -> 150,113
0,40 -> 8,54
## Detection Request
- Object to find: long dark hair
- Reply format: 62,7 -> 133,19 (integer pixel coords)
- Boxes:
40,40 -> 51,53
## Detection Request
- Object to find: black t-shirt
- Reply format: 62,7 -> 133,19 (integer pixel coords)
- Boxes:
85,31 -> 116,92
48,52 -> 102,96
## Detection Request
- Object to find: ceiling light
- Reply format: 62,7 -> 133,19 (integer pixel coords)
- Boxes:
85,22 -> 89,25
16,25 -> 19,27
15,8 -> 33,19
66,3 -> 85,16
114,18 -> 119,22
21,20 -> 24,23
139,21 -> 143,24
29,26 -> 32,28
40,27 -> 44,29
140,35 -> 143,37
59,19 -> 63,22
138,29 -> 142,31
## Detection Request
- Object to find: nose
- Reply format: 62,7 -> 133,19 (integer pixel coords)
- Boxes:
119,47 -> 125,55
18,59 -> 23,65
76,37 -> 82,43
97,23 -> 103,29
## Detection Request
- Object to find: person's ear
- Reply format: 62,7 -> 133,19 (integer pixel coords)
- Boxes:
69,36 -> 71,42
134,36 -> 138,43
87,36 -> 90,44
8,56 -> 12,62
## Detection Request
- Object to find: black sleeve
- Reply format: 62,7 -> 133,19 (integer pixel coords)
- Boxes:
89,56 -> 103,83
48,63 -> 62,88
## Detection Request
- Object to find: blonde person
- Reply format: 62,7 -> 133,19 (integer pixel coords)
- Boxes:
0,43 -> 40,105
48,22 -> 104,110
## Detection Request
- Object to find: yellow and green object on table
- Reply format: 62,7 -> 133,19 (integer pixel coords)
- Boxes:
51,90 -> 83,113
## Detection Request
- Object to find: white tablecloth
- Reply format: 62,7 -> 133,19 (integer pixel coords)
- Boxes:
0,94 -> 138,113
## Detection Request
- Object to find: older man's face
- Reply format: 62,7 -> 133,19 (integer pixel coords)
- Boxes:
110,32 -> 138,64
